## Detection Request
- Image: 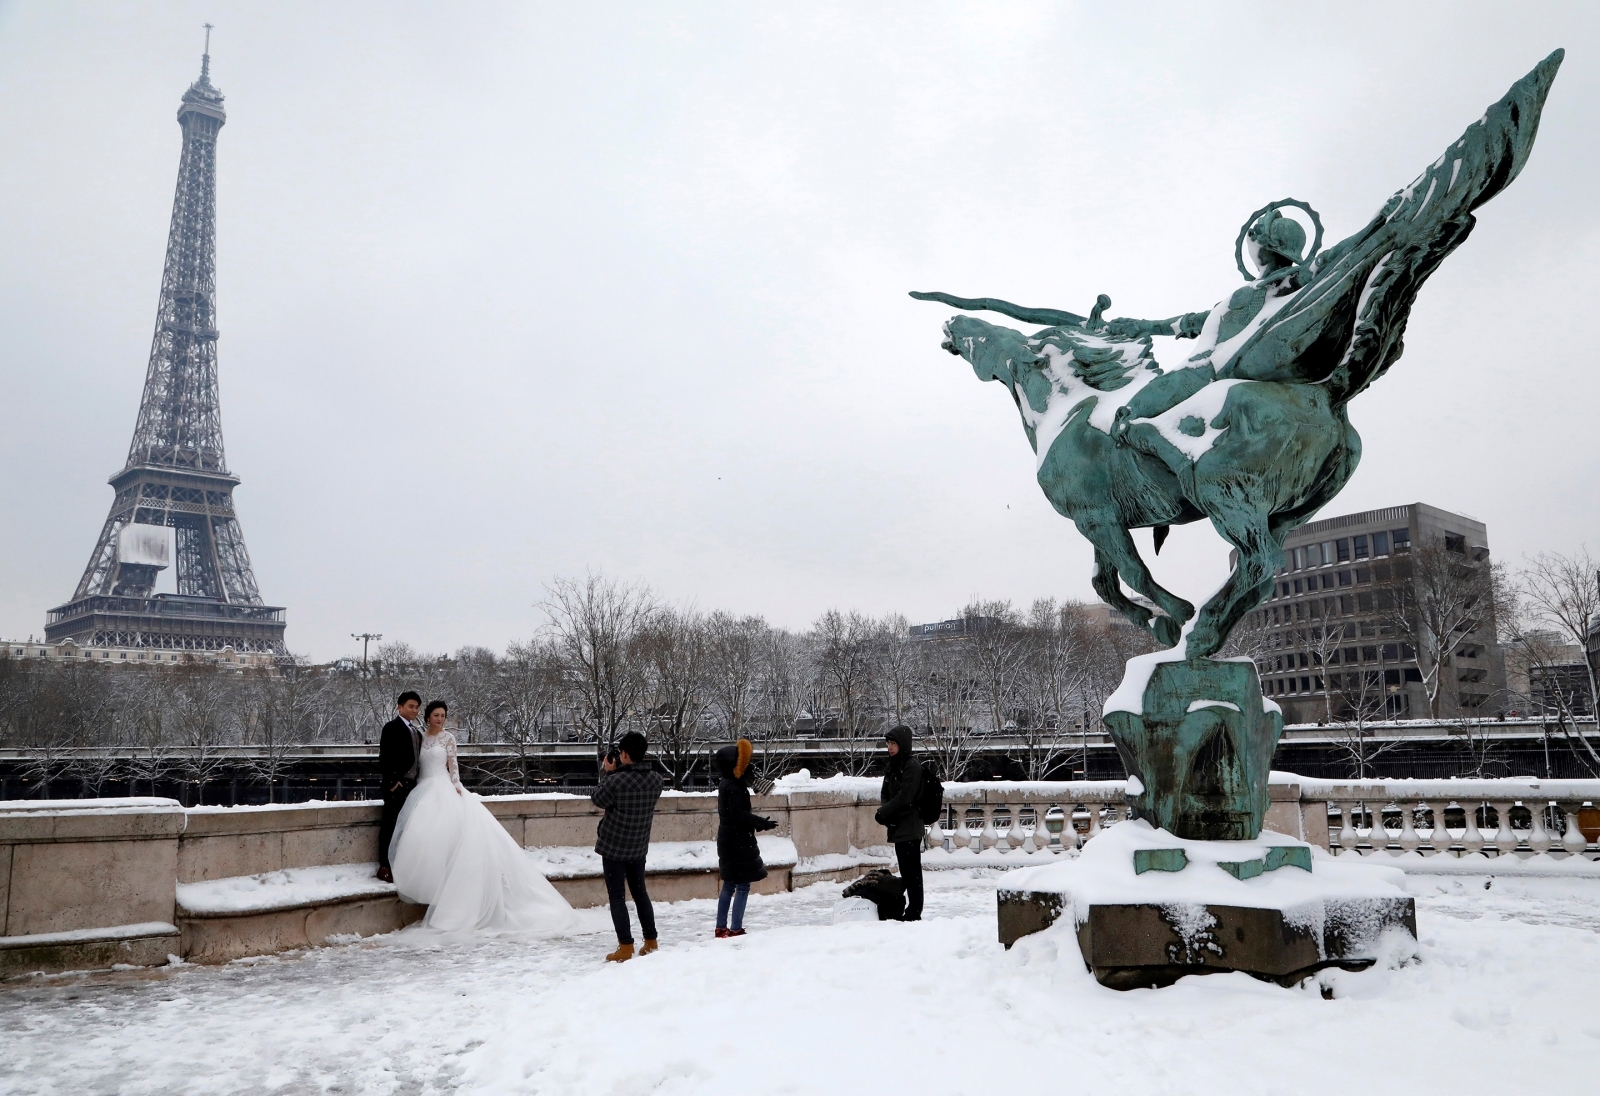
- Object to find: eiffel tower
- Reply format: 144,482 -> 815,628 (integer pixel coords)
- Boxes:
46,32 -> 287,657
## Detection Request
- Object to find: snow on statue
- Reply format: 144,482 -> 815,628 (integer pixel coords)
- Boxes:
912,51 -> 1563,987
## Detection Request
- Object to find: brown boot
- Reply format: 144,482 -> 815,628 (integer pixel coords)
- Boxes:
639,938 -> 658,955
606,942 -> 634,963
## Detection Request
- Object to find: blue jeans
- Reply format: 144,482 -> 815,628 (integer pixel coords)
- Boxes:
716,881 -> 750,930
602,857 -> 656,944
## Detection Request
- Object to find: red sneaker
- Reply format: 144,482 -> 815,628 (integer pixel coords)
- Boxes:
727,928 -> 747,937
714,928 -> 730,939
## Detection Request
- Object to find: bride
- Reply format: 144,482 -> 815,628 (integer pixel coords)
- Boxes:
390,700 -> 582,933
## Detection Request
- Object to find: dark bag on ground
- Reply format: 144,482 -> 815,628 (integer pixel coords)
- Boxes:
916,760 -> 944,825
843,868 -> 907,921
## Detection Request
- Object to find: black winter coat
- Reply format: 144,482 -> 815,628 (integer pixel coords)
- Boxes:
717,777 -> 775,884
877,755 -> 924,843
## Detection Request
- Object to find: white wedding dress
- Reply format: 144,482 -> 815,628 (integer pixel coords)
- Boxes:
390,730 -> 582,933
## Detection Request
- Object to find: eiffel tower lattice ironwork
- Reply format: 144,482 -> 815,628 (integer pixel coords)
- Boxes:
46,35 -> 287,656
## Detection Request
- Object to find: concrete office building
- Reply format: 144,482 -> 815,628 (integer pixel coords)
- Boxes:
1241,503 -> 1506,725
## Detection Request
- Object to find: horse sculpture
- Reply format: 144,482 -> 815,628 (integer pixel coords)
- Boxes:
914,50 -> 1561,662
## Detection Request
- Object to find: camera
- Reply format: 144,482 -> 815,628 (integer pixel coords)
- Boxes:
601,747 -> 621,768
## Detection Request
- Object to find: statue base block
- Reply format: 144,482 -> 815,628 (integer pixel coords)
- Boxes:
996,819 -> 1417,990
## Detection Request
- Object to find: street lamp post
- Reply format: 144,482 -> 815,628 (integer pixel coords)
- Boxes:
351,633 -> 382,673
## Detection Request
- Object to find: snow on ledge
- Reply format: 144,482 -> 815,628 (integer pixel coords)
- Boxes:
525,837 -> 798,880
0,921 -> 178,948
178,864 -> 395,917
1003,817 -> 1410,916
1,797 -> 181,814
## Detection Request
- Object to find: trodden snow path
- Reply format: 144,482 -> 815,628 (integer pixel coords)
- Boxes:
3,870 -> 1600,1095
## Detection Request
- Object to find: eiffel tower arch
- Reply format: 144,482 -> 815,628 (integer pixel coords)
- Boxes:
46,37 -> 287,656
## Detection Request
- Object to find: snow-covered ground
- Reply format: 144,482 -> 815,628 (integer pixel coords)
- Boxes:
4,869 -> 1600,1095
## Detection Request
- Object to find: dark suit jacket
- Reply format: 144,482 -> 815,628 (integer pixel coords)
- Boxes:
379,716 -> 420,790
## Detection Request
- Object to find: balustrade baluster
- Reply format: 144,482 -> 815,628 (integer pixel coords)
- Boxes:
1336,800 -> 1358,856
1527,802 -> 1552,855
1087,803 -> 1103,840
1489,801 -> 1518,856
1561,805 -> 1589,857
980,803 -> 1000,851
1001,801 -> 1021,853
963,805 -> 982,854
1060,807 -> 1081,852
1024,803 -> 1049,857
1460,801 -> 1486,855
1362,802 -> 1385,854
1398,800 -> 1421,854
1425,801 -> 1453,857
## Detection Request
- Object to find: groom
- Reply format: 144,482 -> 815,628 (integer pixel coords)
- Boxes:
376,690 -> 423,883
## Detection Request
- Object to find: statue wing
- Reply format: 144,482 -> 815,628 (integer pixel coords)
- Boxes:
1224,50 -> 1563,403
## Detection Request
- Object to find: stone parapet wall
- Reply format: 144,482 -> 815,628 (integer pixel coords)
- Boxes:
182,802 -> 381,882
18,776 -> 1580,976
0,799 -> 185,939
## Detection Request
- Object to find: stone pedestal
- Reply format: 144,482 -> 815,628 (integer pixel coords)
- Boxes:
996,820 -> 1417,990
1104,655 -> 1283,841
999,886 -> 1416,989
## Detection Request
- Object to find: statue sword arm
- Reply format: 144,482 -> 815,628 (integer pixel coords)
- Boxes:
1105,311 -> 1210,340
908,291 -> 1087,328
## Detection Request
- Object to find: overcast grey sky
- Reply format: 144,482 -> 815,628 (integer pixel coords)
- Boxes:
1,2 -> 1595,661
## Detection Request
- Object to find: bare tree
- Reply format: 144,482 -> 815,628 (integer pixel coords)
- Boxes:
811,609 -> 881,775
1325,656 -> 1403,779
168,663 -> 236,806
703,612 -> 767,740
1518,547 -> 1599,725
495,638 -> 564,790
910,635 -> 980,784
1008,599 -> 1092,780
121,672 -> 176,797
872,614 -> 920,729
1503,569 -> 1600,776
961,600 -> 1028,737
542,573 -> 655,748
442,647 -> 501,745
747,626 -> 806,784
635,606 -> 710,788
237,660 -> 322,803
1381,545 -> 1503,720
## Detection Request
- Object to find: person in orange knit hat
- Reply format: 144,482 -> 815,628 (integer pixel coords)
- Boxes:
713,738 -> 776,938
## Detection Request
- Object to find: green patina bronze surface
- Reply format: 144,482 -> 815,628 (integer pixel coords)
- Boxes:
915,52 -> 1559,660
1108,658 -> 1283,840
915,53 -> 1561,841
1132,848 -> 1189,875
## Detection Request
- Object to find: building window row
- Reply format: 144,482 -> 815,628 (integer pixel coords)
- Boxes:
1270,565 -> 1386,600
1281,528 -> 1411,574
1260,642 -> 1415,675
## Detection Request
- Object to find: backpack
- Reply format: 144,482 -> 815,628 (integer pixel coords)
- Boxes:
916,760 -> 944,825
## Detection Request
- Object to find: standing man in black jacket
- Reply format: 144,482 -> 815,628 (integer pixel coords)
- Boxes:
590,730 -> 663,962
875,725 -> 925,921
376,690 -> 423,883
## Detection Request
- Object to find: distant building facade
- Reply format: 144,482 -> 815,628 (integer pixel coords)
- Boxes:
1240,502 -> 1507,725
1,636 -> 275,670
909,616 -> 1001,641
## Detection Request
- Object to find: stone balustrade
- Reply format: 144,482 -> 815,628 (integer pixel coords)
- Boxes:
1296,778 -> 1600,861
922,778 -> 1320,855
4,775 -> 1597,975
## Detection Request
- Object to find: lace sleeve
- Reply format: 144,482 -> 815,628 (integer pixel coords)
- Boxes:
445,732 -> 465,794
